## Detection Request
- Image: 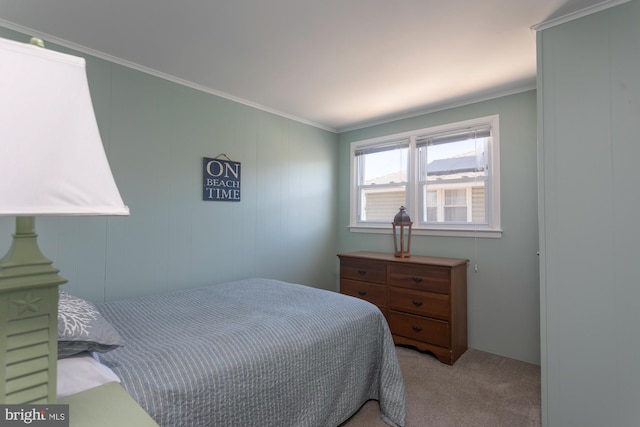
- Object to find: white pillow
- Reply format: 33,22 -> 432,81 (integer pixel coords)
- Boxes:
57,351 -> 121,398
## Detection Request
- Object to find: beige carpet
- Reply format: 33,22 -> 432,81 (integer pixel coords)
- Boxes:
341,346 -> 541,427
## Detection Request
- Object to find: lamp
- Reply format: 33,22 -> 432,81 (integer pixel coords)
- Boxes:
0,37 -> 129,404
392,206 -> 412,258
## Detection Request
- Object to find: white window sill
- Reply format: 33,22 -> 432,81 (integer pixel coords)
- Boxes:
348,225 -> 502,239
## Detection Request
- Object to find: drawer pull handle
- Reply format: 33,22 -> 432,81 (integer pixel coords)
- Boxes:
412,326 -> 423,333
412,277 -> 423,284
412,300 -> 423,307
358,291 -> 367,296
357,270 -> 367,276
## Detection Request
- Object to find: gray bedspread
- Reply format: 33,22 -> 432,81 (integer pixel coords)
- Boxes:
97,278 -> 405,427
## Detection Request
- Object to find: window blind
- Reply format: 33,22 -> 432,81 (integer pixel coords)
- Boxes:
354,139 -> 410,156
416,125 -> 491,147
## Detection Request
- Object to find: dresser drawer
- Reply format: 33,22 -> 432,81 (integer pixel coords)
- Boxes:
389,312 -> 450,348
389,288 -> 449,320
388,264 -> 450,294
341,279 -> 386,307
340,258 -> 386,284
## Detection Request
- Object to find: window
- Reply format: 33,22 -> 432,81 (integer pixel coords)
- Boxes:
354,139 -> 409,222
350,115 -> 501,238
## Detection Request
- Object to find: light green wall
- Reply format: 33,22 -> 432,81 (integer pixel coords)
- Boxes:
538,1 -> 640,425
338,91 -> 540,364
0,27 -> 339,302
0,26 -> 541,365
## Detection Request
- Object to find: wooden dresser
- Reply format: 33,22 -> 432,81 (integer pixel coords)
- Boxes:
338,251 -> 468,365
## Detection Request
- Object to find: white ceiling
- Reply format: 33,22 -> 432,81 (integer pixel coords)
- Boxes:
0,0 -> 616,132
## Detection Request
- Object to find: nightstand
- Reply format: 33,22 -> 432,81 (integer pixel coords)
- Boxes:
59,382 -> 158,427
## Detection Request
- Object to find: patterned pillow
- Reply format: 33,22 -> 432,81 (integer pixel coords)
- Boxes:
57,290 -> 124,358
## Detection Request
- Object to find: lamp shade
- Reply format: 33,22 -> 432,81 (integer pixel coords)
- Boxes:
0,37 -> 128,216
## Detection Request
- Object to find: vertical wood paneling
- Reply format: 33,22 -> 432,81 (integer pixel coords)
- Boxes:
610,8 -> 640,421
0,27 -> 338,303
538,2 -> 640,425
339,91 -> 540,364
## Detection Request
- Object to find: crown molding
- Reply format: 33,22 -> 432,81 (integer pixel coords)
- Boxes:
338,83 -> 536,133
0,19 -> 337,133
531,0 -> 632,31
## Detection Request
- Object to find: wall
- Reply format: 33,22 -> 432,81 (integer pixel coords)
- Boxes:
0,27 -> 339,303
338,91 -> 540,364
1,25 -> 541,365
537,1 -> 640,425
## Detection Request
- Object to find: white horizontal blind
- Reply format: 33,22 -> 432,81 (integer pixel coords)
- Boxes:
415,125 -> 491,147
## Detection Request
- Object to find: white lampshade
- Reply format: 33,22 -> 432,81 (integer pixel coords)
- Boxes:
0,37 -> 129,216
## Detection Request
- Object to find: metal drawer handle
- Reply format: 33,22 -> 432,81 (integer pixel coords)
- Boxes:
412,326 -> 423,333
412,300 -> 423,307
412,277 -> 423,284
357,270 -> 366,276
358,291 -> 367,296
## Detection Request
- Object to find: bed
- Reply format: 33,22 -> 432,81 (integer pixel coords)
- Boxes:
57,278 -> 406,427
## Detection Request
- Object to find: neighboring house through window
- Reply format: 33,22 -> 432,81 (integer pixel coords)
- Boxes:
350,115 -> 501,238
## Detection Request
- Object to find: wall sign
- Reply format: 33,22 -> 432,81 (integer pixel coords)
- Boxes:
203,155 -> 241,202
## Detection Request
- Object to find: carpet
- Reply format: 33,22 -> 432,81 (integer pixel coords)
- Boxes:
341,346 -> 541,427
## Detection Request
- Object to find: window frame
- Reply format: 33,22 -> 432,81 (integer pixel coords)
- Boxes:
349,115 -> 502,238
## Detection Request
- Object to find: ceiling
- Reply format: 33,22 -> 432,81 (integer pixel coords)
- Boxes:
0,0 -> 614,132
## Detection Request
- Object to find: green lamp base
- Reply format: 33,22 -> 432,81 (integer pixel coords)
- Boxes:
0,217 -> 67,404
